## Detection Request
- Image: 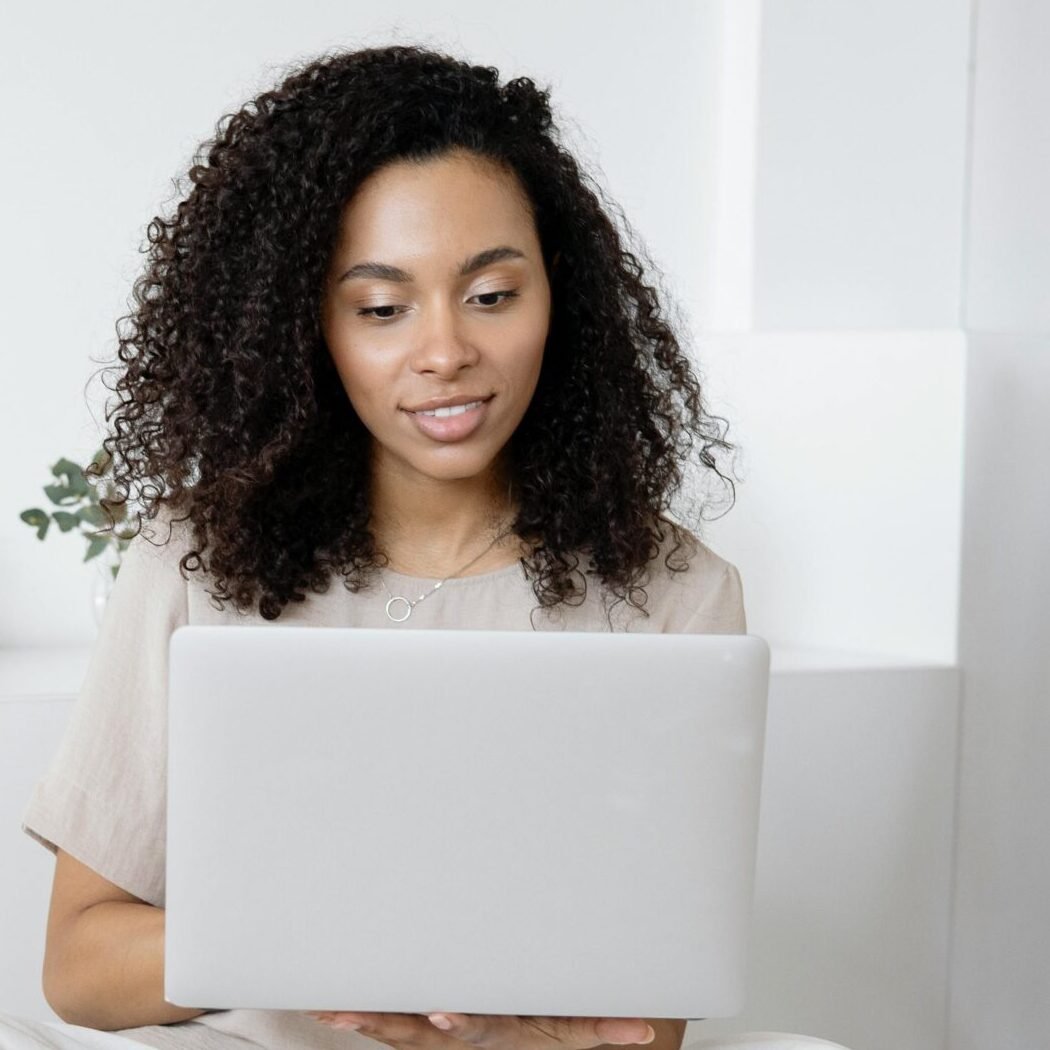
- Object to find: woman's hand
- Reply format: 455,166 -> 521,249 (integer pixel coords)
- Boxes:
305,1011 -> 657,1049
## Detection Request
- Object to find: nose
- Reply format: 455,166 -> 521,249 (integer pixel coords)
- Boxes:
408,298 -> 481,377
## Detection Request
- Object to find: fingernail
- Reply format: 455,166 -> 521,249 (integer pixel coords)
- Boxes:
428,1014 -> 453,1030
333,1021 -> 363,1030
641,1025 -> 656,1044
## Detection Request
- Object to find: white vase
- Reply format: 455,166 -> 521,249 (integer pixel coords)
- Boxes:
90,544 -> 122,629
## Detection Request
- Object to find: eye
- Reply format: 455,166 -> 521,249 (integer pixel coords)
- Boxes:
355,290 -> 519,321
356,304 -> 405,320
469,289 -> 520,308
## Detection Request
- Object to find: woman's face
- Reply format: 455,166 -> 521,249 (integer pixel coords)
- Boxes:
320,150 -> 552,490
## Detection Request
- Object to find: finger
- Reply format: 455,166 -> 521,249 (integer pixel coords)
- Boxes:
593,1018 -> 656,1046
326,1011 -> 464,1044
322,1011 -> 394,1033
427,1013 -> 525,1047
519,1016 -> 655,1047
431,1014 -> 651,1049
306,1012 -> 355,1029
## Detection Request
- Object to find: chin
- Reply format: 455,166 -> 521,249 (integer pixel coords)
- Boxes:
416,458 -> 500,482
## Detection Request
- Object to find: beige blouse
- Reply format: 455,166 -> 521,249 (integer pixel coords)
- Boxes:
21,512 -> 746,1050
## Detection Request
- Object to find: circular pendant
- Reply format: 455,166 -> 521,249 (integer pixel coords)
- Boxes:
385,595 -> 413,622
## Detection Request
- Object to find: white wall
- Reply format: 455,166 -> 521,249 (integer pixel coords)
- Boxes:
698,0 -> 971,665
751,0 -> 971,331
690,664 -> 960,1050
701,1 -> 1050,1045
948,2 -> 1050,1047
700,330 -> 965,664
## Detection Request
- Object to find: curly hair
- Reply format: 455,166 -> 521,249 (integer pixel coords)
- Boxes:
86,42 -> 738,624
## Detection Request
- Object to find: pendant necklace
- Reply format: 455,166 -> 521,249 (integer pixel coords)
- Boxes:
379,525 -> 518,623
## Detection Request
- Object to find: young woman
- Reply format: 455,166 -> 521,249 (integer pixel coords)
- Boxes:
10,43 -> 751,1050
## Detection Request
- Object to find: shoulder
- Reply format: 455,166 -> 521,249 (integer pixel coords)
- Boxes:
116,504 -> 197,593
647,515 -> 737,586
134,501 -> 192,549
642,516 -> 747,633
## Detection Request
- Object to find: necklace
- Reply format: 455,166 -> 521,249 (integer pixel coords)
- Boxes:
379,525 -> 519,622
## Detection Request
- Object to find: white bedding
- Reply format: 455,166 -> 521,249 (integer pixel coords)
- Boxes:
0,1013 -> 157,1050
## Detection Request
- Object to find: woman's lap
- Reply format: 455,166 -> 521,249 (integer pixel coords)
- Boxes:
0,1012 -> 156,1050
686,1034 -> 852,1050
0,1012 -> 852,1050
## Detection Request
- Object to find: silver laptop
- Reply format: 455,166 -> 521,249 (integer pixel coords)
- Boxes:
164,626 -> 770,1020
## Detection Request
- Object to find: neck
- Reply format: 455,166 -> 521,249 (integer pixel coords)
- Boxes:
369,454 -> 519,577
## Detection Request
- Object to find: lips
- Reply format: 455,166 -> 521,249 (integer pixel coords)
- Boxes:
409,397 -> 487,417
403,393 -> 495,413
402,395 -> 494,442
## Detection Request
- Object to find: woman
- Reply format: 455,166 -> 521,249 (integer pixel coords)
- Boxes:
10,42 -> 760,1050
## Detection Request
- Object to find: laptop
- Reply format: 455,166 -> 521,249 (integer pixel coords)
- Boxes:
164,626 -> 770,1020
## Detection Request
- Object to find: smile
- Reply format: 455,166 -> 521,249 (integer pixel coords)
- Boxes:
402,396 -> 494,442
414,399 -> 486,418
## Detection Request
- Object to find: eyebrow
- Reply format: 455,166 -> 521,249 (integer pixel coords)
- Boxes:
337,245 -> 527,284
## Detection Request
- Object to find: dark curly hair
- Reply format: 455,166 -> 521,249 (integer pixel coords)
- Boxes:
86,42 -> 738,624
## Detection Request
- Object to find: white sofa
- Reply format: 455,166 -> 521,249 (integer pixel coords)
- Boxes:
1,644 -> 959,1050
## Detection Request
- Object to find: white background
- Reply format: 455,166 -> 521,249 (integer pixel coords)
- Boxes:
1,2 -> 1046,1048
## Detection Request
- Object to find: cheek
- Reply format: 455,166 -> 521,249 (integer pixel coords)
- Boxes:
503,313 -> 548,376
330,337 -> 378,385
330,349 -> 392,417
513,332 -> 547,389
495,348 -> 545,420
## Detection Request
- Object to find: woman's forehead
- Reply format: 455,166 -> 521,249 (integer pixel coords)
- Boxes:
339,153 -> 533,229
329,158 -> 540,275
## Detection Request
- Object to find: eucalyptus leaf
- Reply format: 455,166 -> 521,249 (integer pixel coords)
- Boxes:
43,483 -> 78,506
50,458 -> 91,500
77,504 -> 109,527
22,449 -> 130,563
50,457 -> 82,478
84,537 -> 109,562
52,511 -> 81,532
20,508 -> 50,540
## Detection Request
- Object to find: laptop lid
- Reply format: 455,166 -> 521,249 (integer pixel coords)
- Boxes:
164,627 -> 770,1020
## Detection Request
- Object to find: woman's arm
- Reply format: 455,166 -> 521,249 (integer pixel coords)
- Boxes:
43,849 -> 209,1030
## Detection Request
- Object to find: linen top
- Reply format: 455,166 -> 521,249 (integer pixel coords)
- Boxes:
21,511 -> 747,1050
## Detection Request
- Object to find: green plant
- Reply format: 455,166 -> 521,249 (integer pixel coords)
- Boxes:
19,447 -> 134,581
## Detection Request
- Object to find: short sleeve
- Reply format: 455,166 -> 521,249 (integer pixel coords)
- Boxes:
680,561 -> 748,635
20,519 -> 189,907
